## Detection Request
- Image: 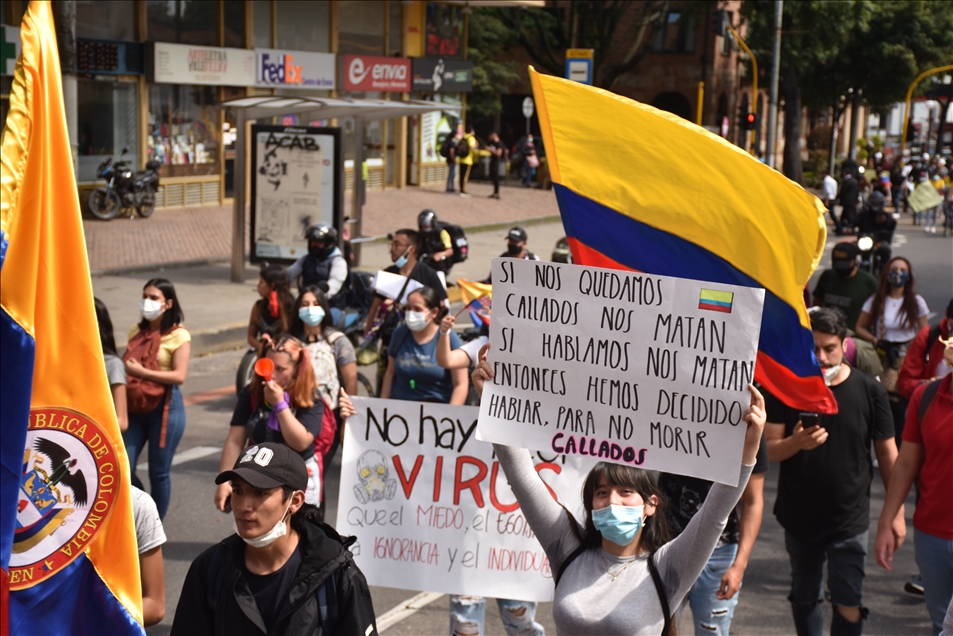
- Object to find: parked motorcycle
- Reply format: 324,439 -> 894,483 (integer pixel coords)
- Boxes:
88,147 -> 161,220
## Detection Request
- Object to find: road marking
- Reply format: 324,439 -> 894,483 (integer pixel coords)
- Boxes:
137,445 -> 220,472
377,592 -> 445,632
183,385 -> 236,407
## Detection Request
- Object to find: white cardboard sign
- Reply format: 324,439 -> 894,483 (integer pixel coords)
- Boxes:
476,258 -> 765,486
337,398 -> 594,601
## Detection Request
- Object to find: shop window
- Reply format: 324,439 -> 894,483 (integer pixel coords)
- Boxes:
77,79 -> 139,182
652,11 -> 696,53
338,0 -> 384,55
224,1 -> 244,48
148,84 -> 220,177
146,0 -> 217,46
253,0 -> 271,48
425,2 -> 464,57
277,0 -> 329,52
76,0 -> 134,41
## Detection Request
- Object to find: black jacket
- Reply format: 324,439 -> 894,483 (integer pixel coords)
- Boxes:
839,177 -> 859,207
171,519 -> 377,636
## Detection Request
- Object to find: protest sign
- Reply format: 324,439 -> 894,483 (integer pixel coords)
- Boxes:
476,258 -> 765,485
337,398 -> 593,601
373,270 -> 424,303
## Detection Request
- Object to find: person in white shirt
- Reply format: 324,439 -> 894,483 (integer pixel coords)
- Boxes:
822,169 -> 842,235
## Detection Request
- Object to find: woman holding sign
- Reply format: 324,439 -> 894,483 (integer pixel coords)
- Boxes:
379,287 -> 469,405
472,348 -> 766,636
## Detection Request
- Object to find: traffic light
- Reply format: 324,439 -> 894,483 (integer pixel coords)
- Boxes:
739,112 -> 756,131
712,9 -> 729,37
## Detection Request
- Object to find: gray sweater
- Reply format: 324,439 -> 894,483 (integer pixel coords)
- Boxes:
494,444 -> 754,635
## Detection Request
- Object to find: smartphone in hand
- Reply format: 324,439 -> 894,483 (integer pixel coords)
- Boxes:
799,412 -> 821,429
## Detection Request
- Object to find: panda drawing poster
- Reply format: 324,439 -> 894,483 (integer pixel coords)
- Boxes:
251,125 -> 340,261
337,397 -> 595,602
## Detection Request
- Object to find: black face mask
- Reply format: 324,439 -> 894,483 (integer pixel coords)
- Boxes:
309,244 -> 333,259
835,267 -> 853,278
507,243 -> 522,256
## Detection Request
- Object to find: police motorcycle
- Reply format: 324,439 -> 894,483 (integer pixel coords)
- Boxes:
87,147 -> 161,220
855,192 -> 895,277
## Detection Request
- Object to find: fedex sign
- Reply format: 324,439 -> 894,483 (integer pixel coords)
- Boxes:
344,55 -> 411,92
256,49 -> 335,89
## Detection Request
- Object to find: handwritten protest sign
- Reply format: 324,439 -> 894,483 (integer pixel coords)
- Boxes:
337,398 -> 594,601
476,258 -> 765,485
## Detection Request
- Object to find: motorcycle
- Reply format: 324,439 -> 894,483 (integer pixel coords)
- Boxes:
88,147 -> 161,220
856,229 -> 893,276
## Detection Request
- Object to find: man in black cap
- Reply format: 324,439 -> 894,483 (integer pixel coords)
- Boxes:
812,242 -> 879,331
500,227 -> 539,261
172,443 -> 377,636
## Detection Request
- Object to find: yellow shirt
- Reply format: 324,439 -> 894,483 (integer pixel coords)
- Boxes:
128,326 -> 191,371
458,135 -> 478,166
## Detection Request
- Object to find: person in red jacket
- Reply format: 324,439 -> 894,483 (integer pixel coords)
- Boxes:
899,298 -> 953,399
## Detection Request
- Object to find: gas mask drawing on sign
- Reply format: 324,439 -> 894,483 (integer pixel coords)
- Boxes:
354,450 -> 397,503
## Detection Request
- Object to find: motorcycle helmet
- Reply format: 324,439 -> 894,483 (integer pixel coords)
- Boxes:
418,209 -> 438,233
306,223 -> 338,259
867,191 -> 886,213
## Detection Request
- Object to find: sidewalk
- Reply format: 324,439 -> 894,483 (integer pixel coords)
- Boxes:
84,180 -> 559,274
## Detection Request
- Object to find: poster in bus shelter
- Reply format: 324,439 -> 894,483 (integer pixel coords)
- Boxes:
337,398 -> 595,601
250,125 -> 342,263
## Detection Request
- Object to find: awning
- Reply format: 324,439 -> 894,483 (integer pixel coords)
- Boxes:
221,95 -> 460,122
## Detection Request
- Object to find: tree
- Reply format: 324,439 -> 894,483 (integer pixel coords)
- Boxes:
497,1 -> 670,91
467,9 -> 521,119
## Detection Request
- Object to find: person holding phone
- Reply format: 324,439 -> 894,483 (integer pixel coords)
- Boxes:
764,308 -> 902,636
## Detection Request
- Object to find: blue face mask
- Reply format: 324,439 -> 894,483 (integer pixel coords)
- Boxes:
591,504 -> 644,547
298,305 -> 325,327
394,247 -> 411,268
887,270 -> 909,288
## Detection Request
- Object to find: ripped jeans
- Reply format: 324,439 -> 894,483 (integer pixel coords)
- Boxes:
450,596 -> 544,636
681,542 -> 740,636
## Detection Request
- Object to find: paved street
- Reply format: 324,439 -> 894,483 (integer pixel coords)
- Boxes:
93,210 -> 950,636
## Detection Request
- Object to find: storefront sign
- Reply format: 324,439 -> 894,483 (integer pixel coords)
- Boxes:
338,398 -> 593,601
476,258 -> 765,486
411,58 -> 473,93
1,25 -> 21,76
425,2 -> 464,57
250,126 -> 342,262
343,55 -> 411,92
256,49 -> 335,89
151,42 -> 255,86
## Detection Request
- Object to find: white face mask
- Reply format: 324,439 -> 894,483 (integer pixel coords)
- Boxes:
139,298 -> 166,321
405,310 -> 431,332
823,364 -> 842,386
233,497 -> 293,549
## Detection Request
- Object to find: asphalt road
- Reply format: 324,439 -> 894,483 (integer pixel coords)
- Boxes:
142,215 -> 947,636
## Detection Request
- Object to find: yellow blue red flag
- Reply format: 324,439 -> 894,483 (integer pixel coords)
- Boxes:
456,278 -> 492,326
0,2 -> 144,633
529,67 -> 836,414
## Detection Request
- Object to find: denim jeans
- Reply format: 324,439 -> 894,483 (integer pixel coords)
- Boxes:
447,162 -> 457,191
449,596 -> 543,636
915,528 -> 953,636
785,530 -> 868,636
680,543 -> 740,635
122,385 -> 186,519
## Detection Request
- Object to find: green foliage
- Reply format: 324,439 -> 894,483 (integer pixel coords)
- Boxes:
467,9 -> 521,119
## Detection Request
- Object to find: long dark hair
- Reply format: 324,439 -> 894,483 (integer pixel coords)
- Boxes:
94,298 -> 118,356
410,286 -> 449,322
138,278 -> 184,332
868,256 -> 920,334
574,462 -> 672,554
258,264 -> 296,334
290,285 -> 335,342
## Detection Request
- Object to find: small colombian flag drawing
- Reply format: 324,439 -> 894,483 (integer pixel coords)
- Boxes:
699,289 -> 734,313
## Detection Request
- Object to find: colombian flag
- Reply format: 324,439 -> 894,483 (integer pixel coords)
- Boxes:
457,278 -> 492,327
530,68 -> 836,414
0,3 -> 144,633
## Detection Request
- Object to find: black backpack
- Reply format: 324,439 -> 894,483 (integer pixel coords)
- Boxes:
439,136 -> 457,159
456,136 -> 471,159
439,222 -> 469,264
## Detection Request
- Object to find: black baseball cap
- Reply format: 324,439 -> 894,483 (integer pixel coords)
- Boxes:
215,442 -> 308,491
506,227 -> 528,242
831,242 -> 859,271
